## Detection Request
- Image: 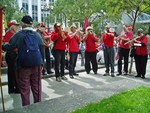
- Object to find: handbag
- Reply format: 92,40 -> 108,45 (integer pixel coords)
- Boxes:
130,46 -> 136,57
66,52 -> 70,61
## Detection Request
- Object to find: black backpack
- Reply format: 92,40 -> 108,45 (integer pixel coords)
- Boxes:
18,30 -> 42,67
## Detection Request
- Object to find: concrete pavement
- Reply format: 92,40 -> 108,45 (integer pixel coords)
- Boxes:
0,58 -> 150,113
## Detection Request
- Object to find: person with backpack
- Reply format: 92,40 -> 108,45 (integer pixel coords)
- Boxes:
2,15 -> 45,106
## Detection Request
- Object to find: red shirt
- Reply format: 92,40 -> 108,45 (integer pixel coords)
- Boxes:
68,33 -> 79,52
3,30 -> 14,43
135,35 -> 148,56
51,30 -> 70,50
84,34 -> 97,52
103,32 -> 114,47
119,31 -> 133,49
3,30 -> 17,52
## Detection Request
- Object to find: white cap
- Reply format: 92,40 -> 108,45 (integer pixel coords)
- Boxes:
86,26 -> 93,30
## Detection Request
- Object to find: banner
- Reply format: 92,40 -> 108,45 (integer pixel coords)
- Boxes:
83,16 -> 89,32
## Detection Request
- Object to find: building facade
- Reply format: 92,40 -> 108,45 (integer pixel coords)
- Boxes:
17,0 -> 54,22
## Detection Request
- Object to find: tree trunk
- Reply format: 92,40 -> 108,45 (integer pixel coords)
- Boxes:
129,7 -> 139,74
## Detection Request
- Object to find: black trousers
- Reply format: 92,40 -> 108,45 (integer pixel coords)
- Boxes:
69,52 -> 78,75
85,51 -> 98,73
117,47 -> 130,73
53,50 -> 65,77
134,55 -> 148,77
42,48 -> 52,74
5,52 -> 19,93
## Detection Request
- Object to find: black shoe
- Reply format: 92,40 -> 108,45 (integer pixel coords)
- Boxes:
141,76 -> 145,79
116,73 -> 122,76
135,75 -> 141,78
111,74 -> 115,77
87,72 -> 90,74
94,72 -> 97,74
65,67 -> 69,70
42,72 -> 48,75
15,90 -> 20,94
61,76 -> 68,80
8,91 -> 15,94
56,77 -> 61,82
103,73 -> 109,76
47,71 -> 54,74
70,75 -> 74,79
73,73 -> 79,76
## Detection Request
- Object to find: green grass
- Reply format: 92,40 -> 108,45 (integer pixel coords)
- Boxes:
72,86 -> 150,113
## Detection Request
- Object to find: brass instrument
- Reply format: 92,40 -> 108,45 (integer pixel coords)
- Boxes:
124,37 -> 140,45
37,27 -> 51,46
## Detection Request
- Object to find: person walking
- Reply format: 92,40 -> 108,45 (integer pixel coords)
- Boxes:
51,23 -> 70,82
83,26 -> 99,74
102,25 -> 115,77
116,25 -> 133,75
3,20 -> 20,94
68,24 -> 81,78
2,15 -> 45,106
133,28 -> 148,79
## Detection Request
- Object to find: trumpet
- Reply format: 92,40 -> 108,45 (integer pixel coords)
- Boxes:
124,37 -> 140,45
38,30 -> 51,46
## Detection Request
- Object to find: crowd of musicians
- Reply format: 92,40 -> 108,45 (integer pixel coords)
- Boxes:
2,21 -> 149,83
1,17 -> 149,106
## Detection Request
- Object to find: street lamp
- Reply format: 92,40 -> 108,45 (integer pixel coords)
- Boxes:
41,4 -> 53,33
100,10 -> 106,32
20,7 -> 27,15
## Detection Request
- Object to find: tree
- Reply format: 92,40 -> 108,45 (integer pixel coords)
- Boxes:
0,0 -> 23,28
52,0 -> 107,33
105,0 -> 150,74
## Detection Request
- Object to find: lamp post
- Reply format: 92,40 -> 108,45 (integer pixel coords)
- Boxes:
20,7 -> 27,15
100,10 -> 106,32
41,4 -> 53,33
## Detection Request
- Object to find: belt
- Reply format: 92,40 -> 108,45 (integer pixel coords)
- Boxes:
105,46 -> 113,49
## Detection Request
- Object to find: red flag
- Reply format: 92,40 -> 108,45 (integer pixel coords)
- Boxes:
83,16 -> 89,32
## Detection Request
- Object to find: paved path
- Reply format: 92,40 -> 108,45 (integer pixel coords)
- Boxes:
0,59 -> 150,113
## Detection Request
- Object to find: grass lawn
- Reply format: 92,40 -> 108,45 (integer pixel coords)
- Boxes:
72,86 -> 150,113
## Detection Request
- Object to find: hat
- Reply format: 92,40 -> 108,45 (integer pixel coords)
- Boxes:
86,26 -> 93,30
8,20 -> 19,28
105,25 -> 110,28
21,15 -> 33,25
137,28 -> 143,34
70,24 -> 76,28
40,22 -> 45,27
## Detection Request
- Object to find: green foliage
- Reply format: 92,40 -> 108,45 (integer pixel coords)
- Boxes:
53,0 -> 149,34
72,86 -> 150,113
0,0 -> 24,27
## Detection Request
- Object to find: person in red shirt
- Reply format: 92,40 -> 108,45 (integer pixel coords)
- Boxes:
116,25 -> 133,75
36,22 -> 53,75
3,20 -> 20,94
83,26 -> 99,74
102,25 -> 115,77
68,24 -> 81,78
133,28 -> 148,79
51,23 -> 70,82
